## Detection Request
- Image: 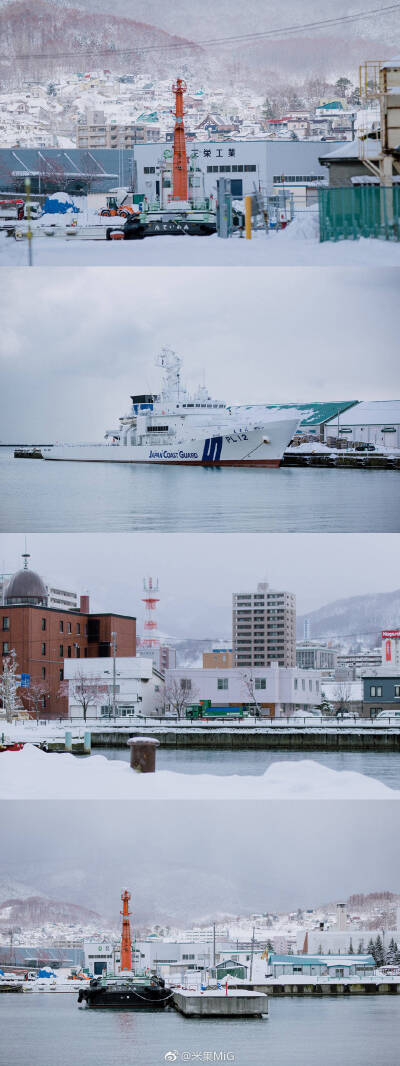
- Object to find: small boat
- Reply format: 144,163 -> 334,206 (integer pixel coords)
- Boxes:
77,973 -> 173,1010
0,742 -> 24,752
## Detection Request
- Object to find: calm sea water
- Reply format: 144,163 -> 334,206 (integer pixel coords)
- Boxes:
2,993 -> 400,1066
1,449 -> 399,531
96,746 -> 400,788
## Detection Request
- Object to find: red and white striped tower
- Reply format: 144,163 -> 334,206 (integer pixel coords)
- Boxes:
141,578 -> 160,651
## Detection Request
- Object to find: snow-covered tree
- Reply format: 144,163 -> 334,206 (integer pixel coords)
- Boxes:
0,651 -> 24,722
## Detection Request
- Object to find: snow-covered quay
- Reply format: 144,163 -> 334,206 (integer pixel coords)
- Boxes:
1,745 -> 399,800
1,210 -> 400,266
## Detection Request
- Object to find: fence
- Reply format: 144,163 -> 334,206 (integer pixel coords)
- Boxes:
318,184 -> 400,242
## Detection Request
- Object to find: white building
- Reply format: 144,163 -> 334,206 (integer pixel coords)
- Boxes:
324,401 -> 400,449
296,641 -> 337,671
64,656 -> 164,721
382,630 -> 400,667
133,139 -> 344,202
84,939 -> 119,976
165,663 -> 322,717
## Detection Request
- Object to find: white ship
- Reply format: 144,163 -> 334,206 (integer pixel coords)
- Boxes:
40,349 -> 301,467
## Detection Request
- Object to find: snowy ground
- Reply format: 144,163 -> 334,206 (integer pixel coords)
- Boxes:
2,208 -> 400,266
1,745 -> 399,800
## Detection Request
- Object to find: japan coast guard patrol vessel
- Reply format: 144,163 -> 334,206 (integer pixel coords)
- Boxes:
39,348 -> 301,467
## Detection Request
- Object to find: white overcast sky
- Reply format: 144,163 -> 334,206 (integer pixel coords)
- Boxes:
0,268 -> 398,442
1,532 -> 398,639
2,801 -> 400,920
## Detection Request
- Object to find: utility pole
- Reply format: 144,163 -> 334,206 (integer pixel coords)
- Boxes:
112,632 -> 117,719
213,922 -> 216,968
249,926 -> 255,983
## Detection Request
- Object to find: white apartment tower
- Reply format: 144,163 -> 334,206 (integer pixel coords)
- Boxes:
232,581 -> 296,668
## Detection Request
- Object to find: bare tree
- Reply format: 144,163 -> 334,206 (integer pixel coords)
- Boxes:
333,679 -> 352,715
163,678 -> 200,718
240,672 -> 262,717
59,672 -> 108,723
21,681 -> 49,724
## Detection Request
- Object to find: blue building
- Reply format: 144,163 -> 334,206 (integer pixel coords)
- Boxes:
362,674 -> 400,717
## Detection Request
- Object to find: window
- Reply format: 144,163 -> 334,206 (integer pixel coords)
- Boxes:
60,620 -> 64,633
244,164 -> 257,172
394,685 -> 400,697
2,641 -> 9,654
41,667 -> 46,679
41,642 -> 46,656
370,685 -> 383,697
217,678 -> 228,690
67,646 -> 72,658
77,623 -> 81,635
2,617 -> 9,631
41,618 -> 46,631
76,646 -> 80,658
309,680 -> 312,691
41,696 -> 46,709
302,679 -> 305,690
59,668 -> 64,681
68,622 -> 72,634
144,166 -> 155,174
180,679 -> 191,691
294,679 -> 298,690
255,678 -> 266,690
59,645 -> 63,657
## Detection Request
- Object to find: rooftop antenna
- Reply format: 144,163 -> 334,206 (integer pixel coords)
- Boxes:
22,538 -> 30,570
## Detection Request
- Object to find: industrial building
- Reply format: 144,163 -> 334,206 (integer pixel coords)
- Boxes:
324,401 -> 400,449
0,556 -> 136,718
268,953 -> 376,978
64,656 -> 164,720
164,663 -> 321,717
0,139 -> 345,198
232,581 -> 296,669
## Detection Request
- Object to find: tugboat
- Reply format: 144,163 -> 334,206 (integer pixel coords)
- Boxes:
78,973 -> 172,1010
78,889 -> 173,1011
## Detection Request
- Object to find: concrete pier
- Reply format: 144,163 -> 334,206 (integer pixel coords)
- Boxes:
230,981 -> 400,997
90,727 -> 400,753
173,990 -> 268,1017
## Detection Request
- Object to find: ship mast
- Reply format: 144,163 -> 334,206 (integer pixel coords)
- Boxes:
120,889 -> 132,972
172,78 -> 188,201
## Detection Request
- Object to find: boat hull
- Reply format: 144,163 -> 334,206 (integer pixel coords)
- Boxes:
78,985 -> 172,1009
40,420 -> 300,467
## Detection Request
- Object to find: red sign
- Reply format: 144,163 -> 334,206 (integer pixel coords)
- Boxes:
386,640 -> 391,662
382,630 -> 400,638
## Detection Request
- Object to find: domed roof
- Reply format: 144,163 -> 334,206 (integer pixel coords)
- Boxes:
5,568 -> 48,606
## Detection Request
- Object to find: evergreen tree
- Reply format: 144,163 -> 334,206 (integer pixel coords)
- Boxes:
349,939 -> 354,954
367,938 -> 375,959
374,935 -> 385,966
357,940 -> 365,955
386,938 -> 398,964
335,77 -> 352,98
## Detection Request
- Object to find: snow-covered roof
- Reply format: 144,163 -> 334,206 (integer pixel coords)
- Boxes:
325,401 -> 400,426
320,138 -> 381,161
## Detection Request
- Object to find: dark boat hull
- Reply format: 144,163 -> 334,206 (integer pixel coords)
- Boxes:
78,984 -> 172,1010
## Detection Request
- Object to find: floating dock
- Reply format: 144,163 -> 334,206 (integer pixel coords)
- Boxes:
283,451 -> 400,469
173,990 -> 268,1017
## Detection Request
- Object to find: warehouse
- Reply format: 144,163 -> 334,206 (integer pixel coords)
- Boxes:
324,401 -> 400,449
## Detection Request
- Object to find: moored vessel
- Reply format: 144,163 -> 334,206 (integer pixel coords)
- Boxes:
20,348 -> 301,468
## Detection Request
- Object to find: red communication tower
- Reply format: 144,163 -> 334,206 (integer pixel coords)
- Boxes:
120,889 -> 132,972
172,78 -> 188,201
142,577 -> 160,650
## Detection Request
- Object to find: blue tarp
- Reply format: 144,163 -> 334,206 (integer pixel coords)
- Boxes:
38,968 -> 56,977
43,197 -> 79,215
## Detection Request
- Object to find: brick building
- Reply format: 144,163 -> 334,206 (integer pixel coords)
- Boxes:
1,562 -> 136,718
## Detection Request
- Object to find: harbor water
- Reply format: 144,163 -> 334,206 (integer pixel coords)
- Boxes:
2,992 -> 400,1066
1,449 -> 400,531
97,747 -> 400,788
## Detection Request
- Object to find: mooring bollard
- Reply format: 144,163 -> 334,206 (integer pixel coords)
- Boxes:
83,731 -> 91,754
64,730 -> 72,753
128,737 -> 160,773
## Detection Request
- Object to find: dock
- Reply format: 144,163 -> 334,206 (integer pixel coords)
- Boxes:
173,990 -> 268,1017
90,725 -> 400,753
230,980 -> 400,997
282,451 -> 400,470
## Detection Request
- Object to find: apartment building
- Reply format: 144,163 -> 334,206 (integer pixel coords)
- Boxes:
232,581 -> 296,668
76,111 -> 160,149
